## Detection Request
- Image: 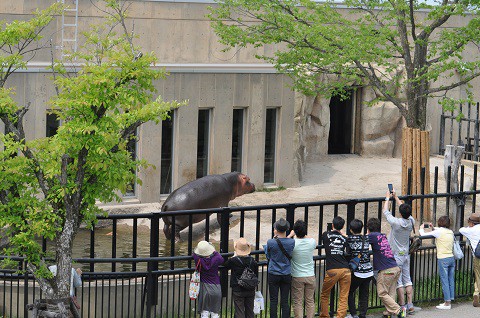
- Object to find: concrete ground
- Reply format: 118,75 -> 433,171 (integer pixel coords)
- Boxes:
366,300 -> 479,317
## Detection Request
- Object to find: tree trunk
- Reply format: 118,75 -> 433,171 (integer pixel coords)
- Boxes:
444,145 -> 465,231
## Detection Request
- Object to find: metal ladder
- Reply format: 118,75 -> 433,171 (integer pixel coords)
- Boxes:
60,0 -> 79,60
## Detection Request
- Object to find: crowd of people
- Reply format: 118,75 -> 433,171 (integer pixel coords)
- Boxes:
191,190 -> 480,318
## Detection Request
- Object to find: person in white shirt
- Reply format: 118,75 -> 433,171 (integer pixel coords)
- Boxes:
459,212 -> 480,307
420,216 -> 454,310
48,265 -> 82,297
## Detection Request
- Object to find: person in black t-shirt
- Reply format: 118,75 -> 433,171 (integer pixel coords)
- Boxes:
224,237 -> 258,318
319,216 -> 351,318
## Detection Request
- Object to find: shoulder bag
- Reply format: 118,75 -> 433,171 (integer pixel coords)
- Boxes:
189,260 -> 201,300
452,232 -> 464,260
275,237 -> 292,260
236,257 -> 259,290
475,240 -> 480,258
409,219 -> 421,255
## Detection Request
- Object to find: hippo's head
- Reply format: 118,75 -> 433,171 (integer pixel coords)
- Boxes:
237,173 -> 255,196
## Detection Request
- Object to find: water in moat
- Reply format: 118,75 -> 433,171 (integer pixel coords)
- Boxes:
59,224 -> 231,273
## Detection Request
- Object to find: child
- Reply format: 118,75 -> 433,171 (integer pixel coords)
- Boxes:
264,218 -> 295,318
367,218 -> 405,318
319,216 -> 351,318
192,241 -> 224,318
224,237 -> 258,318
347,219 -> 373,318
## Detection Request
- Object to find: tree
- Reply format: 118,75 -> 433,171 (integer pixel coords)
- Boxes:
209,0 -> 480,130
0,0 -> 185,300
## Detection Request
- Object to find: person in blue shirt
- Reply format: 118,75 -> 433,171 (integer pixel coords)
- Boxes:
264,218 -> 295,318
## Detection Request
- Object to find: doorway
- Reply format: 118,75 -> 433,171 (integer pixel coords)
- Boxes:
328,91 -> 354,154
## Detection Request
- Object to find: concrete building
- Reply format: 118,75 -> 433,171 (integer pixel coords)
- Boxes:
1,0 -> 479,205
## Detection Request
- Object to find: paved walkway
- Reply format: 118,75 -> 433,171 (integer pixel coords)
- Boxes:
367,301 -> 479,317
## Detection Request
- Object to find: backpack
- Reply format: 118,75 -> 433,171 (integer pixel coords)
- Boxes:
408,219 -> 421,255
236,257 -> 259,291
475,240 -> 480,259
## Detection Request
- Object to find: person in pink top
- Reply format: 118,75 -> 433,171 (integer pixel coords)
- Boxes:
192,241 -> 224,318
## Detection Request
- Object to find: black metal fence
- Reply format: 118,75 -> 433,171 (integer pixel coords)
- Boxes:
1,164 -> 480,318
440,102 -> 480,160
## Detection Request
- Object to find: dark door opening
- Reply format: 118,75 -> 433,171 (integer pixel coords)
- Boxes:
328,91 -> 354,154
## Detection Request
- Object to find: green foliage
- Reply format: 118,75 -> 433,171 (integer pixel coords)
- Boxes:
210,0 -> 480,129
0,1 -> 186,296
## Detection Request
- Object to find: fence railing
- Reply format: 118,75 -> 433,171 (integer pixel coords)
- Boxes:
1,164 -> 479,318
440,102 -> 480,160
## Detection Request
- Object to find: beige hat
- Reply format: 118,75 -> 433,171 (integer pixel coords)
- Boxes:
468,213 -> 480,224
194,240 -> 215,257
234,237 -> 251,256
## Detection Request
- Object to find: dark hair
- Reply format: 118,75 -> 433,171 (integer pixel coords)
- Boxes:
293,220 -> 307,238
367,218 -> 381,233
350,219 -> 363,234
437,215 -> 451,229
399,203 -> 412,219
333,216 -> 345,231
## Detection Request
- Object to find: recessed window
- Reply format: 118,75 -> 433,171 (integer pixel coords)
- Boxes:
160,114 -> 174,194
125,130 -> 137,197
46,113 -> 60,137
197,109 -> 211,179
231,109 -> 245,172
264,108 -> 278,183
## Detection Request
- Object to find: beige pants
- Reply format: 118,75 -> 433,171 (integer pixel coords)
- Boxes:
291,276 -> 316,318
377,266 -> 401,315
320,268 -> 351,318
474,257 -> 480,297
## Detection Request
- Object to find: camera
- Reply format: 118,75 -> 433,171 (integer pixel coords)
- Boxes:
424,223 -> 429,229
327,223 -> 333,231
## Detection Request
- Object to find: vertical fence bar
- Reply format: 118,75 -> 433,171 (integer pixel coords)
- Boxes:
286,204 -> 295,235
446,166 -> 452,216
346,200 -> 356,233
420,167 -> 425,223
460,165 -> 465,228
146,213 -> 160,318
433,167 -> 438,225
440,109 -> 445,154
467,103 -> 472,159
112,219 -> 117,272
90,228 -> 95,273
220,207 -> 230,297
458,103 -> 463,145
475,103 -> 479,161
473,165 -> 478,214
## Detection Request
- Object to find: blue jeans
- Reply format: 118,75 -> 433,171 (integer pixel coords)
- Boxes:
438,257 -> 455,302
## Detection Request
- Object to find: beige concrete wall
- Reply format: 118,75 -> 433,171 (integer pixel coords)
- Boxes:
1,0 -> 479,203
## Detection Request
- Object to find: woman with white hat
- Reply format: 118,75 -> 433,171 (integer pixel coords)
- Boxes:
192,240 -> 224,318
224,237 -> 258,318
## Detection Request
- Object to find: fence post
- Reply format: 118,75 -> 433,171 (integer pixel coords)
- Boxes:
146,212 -> 160,318
220,207 -> 230,297
440,110 -> 445,155
346,200 -> 357,234
286,204 -> 295,235
24,261 -> 29,318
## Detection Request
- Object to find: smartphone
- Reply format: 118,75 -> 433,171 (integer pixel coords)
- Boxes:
424,223 -> 429,229
388,183 -> 394,194
327,223 -> 333,231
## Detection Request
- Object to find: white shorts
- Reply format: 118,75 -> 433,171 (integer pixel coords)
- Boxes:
394,253 -> 413,288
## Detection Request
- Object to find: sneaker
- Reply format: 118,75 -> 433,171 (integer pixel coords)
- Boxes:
436,303 -> 451,310
397,307 -> 407,318
407,307 -> 415,315
474,295 -> 480,307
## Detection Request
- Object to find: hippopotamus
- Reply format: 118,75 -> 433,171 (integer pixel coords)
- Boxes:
161,172 -> 255,240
